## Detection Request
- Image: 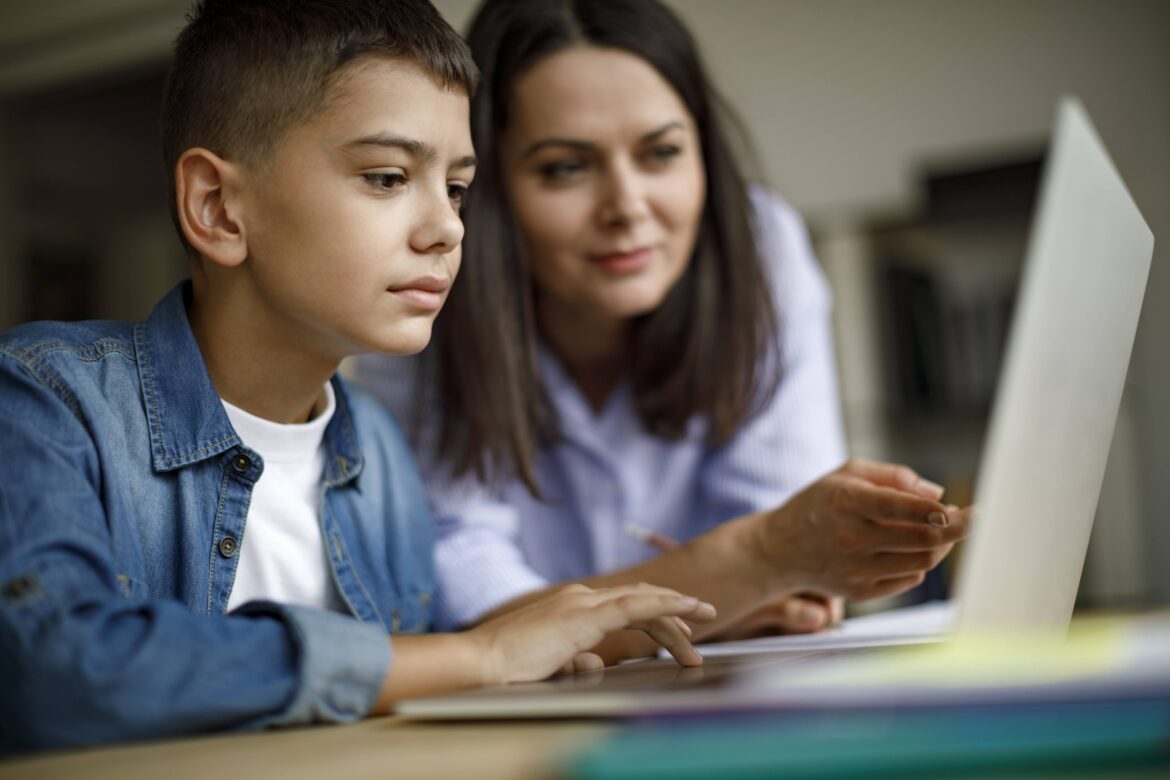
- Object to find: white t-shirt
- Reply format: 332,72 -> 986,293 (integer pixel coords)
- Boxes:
223,383 -> 345,613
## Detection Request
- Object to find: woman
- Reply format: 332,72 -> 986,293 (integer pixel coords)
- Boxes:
356,0 -> 967,661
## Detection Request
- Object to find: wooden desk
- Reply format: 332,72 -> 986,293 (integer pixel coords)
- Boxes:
0,717 -> 613,780
6,711 -> 1170,780
6,611 -> 1168,779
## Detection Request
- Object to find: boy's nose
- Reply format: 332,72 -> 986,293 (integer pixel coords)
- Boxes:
412,189 -> 465,255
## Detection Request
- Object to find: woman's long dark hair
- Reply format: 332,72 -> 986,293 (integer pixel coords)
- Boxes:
424,0 -> 780,493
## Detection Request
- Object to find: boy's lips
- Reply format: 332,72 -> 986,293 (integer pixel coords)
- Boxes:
388,276 -> 450,311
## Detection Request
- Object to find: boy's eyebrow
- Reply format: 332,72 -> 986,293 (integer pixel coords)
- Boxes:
520,121 -> 687,159
343,133 -> 477,170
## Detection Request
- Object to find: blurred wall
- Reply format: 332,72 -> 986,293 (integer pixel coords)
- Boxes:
647,0 -> 1170,604
2,0 -> 1167,601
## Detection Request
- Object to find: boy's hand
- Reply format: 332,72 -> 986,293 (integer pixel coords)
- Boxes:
467,583 -> 717,685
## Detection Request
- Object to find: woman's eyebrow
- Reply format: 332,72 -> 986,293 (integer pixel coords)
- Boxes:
520,120 -> 687,159
520,138 -> 593,159
640,121 -> 686,144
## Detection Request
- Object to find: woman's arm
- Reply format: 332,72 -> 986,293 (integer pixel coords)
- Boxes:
475,459 -> 969,664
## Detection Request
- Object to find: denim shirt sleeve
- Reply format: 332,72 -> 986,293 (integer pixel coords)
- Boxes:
350,355 -> 546,630
0,352 -> 390,751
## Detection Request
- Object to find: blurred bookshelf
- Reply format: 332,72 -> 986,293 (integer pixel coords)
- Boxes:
0,63 -> 185,329
817,153 -> 1046,609
875,155 -> 1043,497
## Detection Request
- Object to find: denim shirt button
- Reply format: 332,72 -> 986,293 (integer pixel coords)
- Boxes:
218,536 -> 238,558
390,609 -> 401,633
231,454 -> 252,473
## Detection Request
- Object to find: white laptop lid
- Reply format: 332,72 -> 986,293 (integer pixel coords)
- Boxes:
954,98 -> 1154,635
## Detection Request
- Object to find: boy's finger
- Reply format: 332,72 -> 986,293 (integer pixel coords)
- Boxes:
597,593 -> 717,632
587,582 -> 694,604
634,615 -> 703,667
570,652 -> 605,674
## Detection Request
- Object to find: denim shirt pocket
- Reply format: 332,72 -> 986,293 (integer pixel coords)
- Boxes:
390,586 -> 433,634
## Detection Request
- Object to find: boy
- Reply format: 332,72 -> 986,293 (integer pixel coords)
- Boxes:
0,0 -> 713,751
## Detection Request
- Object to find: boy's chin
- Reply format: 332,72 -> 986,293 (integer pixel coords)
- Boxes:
366,322 -> 435,356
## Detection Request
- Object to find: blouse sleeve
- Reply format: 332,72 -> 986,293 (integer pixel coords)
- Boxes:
696,189 -> 848,529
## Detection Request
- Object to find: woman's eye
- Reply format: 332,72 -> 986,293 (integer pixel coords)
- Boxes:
538,159 -> 588,182
644,144 -> 682,166
363,172 -> 407,192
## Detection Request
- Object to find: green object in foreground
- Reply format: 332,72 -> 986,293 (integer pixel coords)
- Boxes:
567,701 -> 1170,780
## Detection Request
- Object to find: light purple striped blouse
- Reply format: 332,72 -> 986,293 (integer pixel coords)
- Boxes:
354,190 -> 847,630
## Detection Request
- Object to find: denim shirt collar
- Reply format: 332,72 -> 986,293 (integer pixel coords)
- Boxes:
134,282 -> 364,486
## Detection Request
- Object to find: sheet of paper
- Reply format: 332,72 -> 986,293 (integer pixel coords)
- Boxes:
667,600 -> 955,658
724,612 -> 1170,709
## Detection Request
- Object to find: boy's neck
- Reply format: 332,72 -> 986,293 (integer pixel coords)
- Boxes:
186,281 -> 338,425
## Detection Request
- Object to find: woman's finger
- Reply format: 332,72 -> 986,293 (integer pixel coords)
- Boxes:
842,459 -> 944,499
857,549 -> 949,579
854,572 -> 928,601
826,595 -> 846,626
848,483 -> 950,526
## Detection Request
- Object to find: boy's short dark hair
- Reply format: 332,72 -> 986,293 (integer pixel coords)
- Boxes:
161,0 -> 479,255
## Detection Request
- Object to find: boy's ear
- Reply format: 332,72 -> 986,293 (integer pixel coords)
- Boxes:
175,148 -> 248,268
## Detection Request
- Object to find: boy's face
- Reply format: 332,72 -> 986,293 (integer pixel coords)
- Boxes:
235,57 -> 474,360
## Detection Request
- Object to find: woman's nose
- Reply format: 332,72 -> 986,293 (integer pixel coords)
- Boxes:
596,162 -> 650,228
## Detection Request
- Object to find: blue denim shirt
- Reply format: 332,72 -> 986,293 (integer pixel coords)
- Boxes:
0,283 -> 434,751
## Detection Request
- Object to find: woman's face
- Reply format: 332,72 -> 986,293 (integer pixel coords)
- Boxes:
500,46 -> 706,327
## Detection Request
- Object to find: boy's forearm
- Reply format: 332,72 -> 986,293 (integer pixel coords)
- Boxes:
370,633 -> 486,714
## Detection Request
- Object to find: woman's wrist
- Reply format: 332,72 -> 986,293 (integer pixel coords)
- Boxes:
716,510 -> 798,601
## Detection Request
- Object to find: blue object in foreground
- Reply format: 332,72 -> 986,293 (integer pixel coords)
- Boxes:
567,699 -> 1170,780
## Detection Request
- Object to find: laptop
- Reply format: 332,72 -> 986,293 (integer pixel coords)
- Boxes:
397,98 -> 1155,720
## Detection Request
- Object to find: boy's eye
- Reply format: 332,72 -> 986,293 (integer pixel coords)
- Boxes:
448,182 -> 469,207
363,172 -> 407,192
537,158 -> 588,182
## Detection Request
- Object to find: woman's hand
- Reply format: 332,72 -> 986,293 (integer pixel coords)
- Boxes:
738,458 -> 971,602
708,591 -> 844,641
467,583 -> 716,685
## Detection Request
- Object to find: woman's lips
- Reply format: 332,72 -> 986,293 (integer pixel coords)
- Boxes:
592,246 -> 655,274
